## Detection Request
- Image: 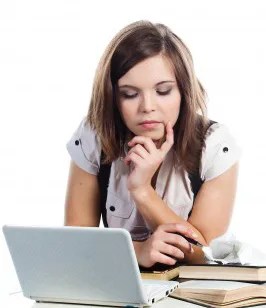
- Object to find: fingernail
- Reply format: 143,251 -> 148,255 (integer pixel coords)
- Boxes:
191,232 -> 198,238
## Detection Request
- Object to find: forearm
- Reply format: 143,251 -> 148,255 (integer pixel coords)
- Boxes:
64,162 -> 101,227
131,185 -> 208,246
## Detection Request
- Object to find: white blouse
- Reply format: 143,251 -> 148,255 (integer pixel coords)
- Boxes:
66,118 -> 241,241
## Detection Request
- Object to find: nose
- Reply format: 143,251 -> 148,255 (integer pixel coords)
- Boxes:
140,92 -> 156,113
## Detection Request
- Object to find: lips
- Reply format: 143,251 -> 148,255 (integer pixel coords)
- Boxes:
139,120 -> 161,125
139,120 -> 162,129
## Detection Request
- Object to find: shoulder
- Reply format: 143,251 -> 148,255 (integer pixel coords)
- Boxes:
66,117 -> 101,174
205,122 -> 234,145
200,122 -> 241,181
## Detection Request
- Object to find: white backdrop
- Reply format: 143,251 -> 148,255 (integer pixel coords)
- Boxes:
1,0 -> 266,303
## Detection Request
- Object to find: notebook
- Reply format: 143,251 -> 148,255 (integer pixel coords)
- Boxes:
171,279 -> 266,307
178,263 -> 266,282
3,225 -> 178,307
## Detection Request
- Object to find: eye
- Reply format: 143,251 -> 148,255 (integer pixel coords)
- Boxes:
119,91 -> 138,99
156,89 -> 172,96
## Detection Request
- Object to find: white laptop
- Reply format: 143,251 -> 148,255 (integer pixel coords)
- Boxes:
3,225 -> 178,307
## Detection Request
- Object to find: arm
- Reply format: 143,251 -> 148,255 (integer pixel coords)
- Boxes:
188,163 -> 238,243
132,163 -> 238,243
124,122 -> 239,266
131,163 -> 239,264
131,186 -> 206,244
184,162 -> 238,263
64,161 -> 101,227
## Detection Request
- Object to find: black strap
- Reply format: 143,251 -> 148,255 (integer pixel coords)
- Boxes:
187,120 -> 216,217
188,173 -> 204,202
98,152 -> 111,227
188,120 -> 216,199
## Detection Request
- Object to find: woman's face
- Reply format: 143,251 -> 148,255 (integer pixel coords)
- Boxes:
117,54 -> 181,142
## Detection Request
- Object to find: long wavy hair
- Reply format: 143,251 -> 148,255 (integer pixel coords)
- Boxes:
87,20 -> 209,175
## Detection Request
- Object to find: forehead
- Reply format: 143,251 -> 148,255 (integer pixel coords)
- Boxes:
118,54 -> 175,87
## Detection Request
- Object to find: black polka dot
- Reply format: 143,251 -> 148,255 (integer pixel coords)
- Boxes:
75,140 -> 79,146
223,147 -> 229,153
109,206 -> 115,212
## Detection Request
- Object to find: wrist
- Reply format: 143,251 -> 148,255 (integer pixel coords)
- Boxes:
133,240 -> 144,264
129,184 -> 153,199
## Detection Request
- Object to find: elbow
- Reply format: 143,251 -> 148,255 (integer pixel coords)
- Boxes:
203,226 -> 229,246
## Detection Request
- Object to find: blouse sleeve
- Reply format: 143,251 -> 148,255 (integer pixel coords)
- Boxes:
66,117 -> 101,175
200,123 -> 242,181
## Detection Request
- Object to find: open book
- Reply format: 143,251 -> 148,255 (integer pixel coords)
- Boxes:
171,280 -> 266,308
178,264 -> 266,282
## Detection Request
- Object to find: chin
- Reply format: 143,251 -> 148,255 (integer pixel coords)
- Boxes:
140,131 -> 164,141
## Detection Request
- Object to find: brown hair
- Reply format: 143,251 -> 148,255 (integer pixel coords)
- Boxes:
87,20 -> 209,174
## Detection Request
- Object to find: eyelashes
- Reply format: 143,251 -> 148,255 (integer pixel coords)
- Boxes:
157,89 -> 172,96
120,92 -> 138,99
119,89 -> 172,99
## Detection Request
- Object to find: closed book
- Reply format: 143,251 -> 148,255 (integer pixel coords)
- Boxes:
179,264 -> 266,282
140,263 -> 179,281
171,280 -> 266,308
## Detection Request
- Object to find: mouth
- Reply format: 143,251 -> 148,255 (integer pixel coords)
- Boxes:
139,120 -> 162,129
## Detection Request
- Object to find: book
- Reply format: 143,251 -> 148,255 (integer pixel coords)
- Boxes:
140,266 -> 179,280
140,263 -> 179,280
178,263 -> 266,282
171,280 -> 266,308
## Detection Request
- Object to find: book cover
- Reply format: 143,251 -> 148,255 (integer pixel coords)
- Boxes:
140,263 -> 179,280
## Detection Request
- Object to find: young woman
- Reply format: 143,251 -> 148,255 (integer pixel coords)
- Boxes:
64,20 -> 241,267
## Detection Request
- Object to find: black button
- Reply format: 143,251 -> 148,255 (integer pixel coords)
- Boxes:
223,147 -> 229,153
75,140 -> 79,146
109,206 -> 115,212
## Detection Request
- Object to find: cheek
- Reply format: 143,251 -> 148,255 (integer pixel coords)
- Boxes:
119,103 -> 134,124
164,98 -> 181,125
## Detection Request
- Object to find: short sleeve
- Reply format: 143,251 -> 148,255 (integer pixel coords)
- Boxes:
200,123 -> 241,181
66,118 -> 101,175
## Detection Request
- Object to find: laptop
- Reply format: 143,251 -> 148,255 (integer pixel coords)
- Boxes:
3,225 -> 178,307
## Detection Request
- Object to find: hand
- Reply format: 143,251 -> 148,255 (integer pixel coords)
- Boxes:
134,223 -> 198,268
124,122 -> 173,192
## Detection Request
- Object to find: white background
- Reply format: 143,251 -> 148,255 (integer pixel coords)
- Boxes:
0,0 -> 266,304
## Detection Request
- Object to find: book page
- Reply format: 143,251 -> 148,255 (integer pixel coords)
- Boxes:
179,280 -> 255,291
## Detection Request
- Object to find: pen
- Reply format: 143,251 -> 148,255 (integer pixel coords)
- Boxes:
175,233 -> 203,247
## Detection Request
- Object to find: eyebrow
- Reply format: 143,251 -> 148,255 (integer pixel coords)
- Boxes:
118,80 -> 176,90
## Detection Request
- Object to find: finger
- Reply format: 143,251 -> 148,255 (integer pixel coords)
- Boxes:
160,122 -> 174,154
124,152 -> 143,166
128,136 -> 156,154
159,242 -> 185,259
151,250 -> 177,266
162,232 -> 193,253
126,144 -> 149,160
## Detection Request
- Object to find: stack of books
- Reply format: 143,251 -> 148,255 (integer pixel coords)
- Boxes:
172,264 -> 266,307
141,263 -> 266,307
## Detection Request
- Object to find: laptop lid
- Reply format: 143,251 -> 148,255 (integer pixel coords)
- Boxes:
3,225 -> 148,306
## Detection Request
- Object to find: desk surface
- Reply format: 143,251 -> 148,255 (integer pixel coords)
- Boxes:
6,292 -> 266,308
5,292 -> 200,308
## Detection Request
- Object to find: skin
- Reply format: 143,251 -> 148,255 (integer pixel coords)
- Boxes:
65,54 -> 238,268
